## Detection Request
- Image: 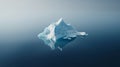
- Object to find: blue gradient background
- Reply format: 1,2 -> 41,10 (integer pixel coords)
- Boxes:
0,0 -> 120,67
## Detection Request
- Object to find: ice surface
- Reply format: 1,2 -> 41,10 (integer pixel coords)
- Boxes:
38,18 -> 88,50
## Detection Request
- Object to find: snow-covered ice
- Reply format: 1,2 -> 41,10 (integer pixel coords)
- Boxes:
38,18 -> 88,50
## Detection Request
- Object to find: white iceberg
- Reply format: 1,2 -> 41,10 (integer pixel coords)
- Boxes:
38,18 -> 88,50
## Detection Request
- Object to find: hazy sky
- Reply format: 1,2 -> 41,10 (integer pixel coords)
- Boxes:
0,0 -> 120,42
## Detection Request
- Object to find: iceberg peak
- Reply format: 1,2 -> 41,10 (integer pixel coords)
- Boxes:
56,18 -> 66,25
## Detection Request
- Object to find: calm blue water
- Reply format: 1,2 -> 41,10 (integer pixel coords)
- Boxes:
0,19 -> 120,67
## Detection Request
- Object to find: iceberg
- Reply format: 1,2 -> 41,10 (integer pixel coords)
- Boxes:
38,18 -> 88,50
